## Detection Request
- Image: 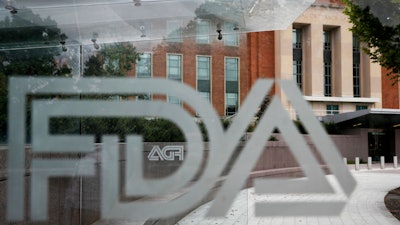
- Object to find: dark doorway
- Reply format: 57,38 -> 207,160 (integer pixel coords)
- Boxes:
368,130 -> 394,162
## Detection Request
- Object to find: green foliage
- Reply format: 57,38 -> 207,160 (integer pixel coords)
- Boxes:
50,117 -> 185,143
322,122 -> 342,135
221,118 -> 232,130
194,0 -> 242,24
142,118 -> 185,142
79,43 -> 143,139
343,0 -> 400,80
0,10 -> 60,47
294,120 -> 308,134
255,95 -> 271,123
49,118 -> 81,135
293,120 -> 342,135
0,9 -> 71,76
84,56 -> 105,76
197,120 -> 209,142
84,42 -> 141,77
0,10 -> 72,143
1,51 -> 70,76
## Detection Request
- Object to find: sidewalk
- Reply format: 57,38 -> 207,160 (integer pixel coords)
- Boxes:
177,168 -> 400,225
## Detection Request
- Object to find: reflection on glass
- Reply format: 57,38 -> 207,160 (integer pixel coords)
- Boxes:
136,52 -> 152,78
2,0 -> 391,224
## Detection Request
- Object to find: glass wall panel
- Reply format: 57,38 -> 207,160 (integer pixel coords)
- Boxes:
2,1 -> 390,225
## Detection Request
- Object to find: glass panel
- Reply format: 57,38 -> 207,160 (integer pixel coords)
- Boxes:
292,28 -> 302,48
356,105 -> 368,111
167,20 -> 182,42
0,0 -> 316,49
293,28 -> 302,91
353,35 -> 361,97
4,1 -> 394,225
168,96 -> 182,105
196,20 -> 210,44
136,53 -> 152,78
225,92 -> 238,115
224,22 -> 239,46
324,31 -> 332,97
197,56 -> 210,80
167,54 -> 182,80
326,104 -> 339,115
323,30 -> 331,51
199,91 -> 210,102
226,57 -> 238,81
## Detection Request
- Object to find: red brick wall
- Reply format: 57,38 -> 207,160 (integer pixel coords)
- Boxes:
246,31 -> 275,94
146,34 -> 248,116
381,67 -> 400,109
132,31 -> 276,116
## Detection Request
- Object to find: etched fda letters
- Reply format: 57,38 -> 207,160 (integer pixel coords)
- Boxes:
7,77 -> 356,222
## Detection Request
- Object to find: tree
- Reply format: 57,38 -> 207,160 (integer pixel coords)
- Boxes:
343,0 -> 400,80
0,9 -> 72,143
80,42 -> 146,142
0,9 -> 72,77
83,42 -> 141,77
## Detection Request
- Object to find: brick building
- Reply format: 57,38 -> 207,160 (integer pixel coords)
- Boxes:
271,0 -> 382,118
382,67 -> 400,109
132,24 -> 250,116
130,0 -> 388,119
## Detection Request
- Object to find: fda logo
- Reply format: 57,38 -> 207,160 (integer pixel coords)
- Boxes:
7,77 -> 356,222
148,145 -> 184,161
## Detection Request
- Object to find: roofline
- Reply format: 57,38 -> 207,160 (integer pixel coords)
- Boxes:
323,108 -> 400,124
304,96 -> 380,103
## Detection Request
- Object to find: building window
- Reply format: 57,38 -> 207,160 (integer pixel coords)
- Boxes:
137,94 -> 151,101
225,57 -> 239,115
136,53 -> 151,78
104,58 -> 119,71
353,35 -> 361,97
293,28 -> 302,91
197,56 -> 211,102
197,56 -> 210,80
326,104 -> 339,115
168,96 -> 181,106
168,54 -> 182,106
224,22 -> 238,46
226,93 -> 238,116
199,92 -> 210,102
196,20 -> 210,44
167,54 -> 182,81
356,105 -> 368,111
136,53 -> 152,100
324,30 -> 332,97
226,57 -> 238,81
167,20 -> 182,42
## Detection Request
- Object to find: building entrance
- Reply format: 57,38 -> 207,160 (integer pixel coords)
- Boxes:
368,130 -> 394,162
368,131 -> 385,161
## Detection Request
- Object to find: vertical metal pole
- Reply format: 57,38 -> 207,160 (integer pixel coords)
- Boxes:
79,44 -> 83,225
368,157 -> 372,170
394,156 -> 398,169
355,157 -> 360,171
380,156 -> 385,169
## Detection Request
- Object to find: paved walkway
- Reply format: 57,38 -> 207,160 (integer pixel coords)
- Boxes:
177,168 -> 400,225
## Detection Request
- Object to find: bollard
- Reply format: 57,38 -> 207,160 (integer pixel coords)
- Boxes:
368,157 -> 372,170
394,156 -> 398,169
355,157 -> 360,171
343,157 -> 347,164
380,156 -> 385,169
